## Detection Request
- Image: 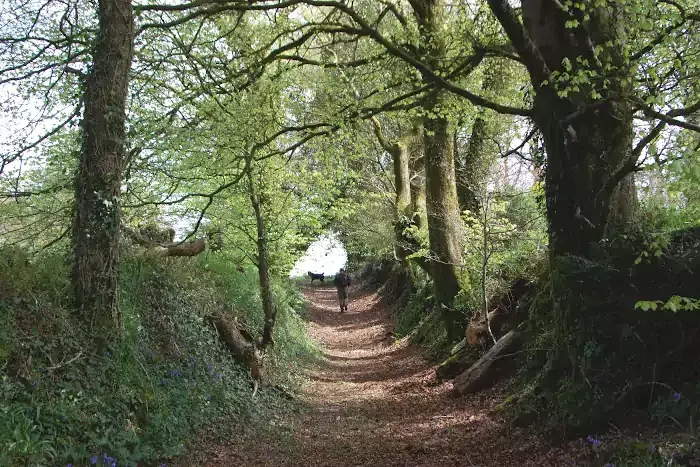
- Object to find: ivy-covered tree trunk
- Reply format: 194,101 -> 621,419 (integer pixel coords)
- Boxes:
413,0 -> 466,341
71,0 -> 134,330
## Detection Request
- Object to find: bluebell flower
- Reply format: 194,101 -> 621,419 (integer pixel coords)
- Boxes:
67,464 -> 72,467
673,392 -> 681,401
91,455 -> 98,464
586,435 -> 601,448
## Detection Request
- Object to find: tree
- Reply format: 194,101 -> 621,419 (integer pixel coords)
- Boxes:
485,0 -> 700,257
411,0 -> 467,341
71,0 -> 135,331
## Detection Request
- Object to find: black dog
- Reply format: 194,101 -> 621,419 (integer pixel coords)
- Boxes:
308,271 -> 324,284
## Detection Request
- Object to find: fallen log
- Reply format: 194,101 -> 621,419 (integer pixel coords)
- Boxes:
123,225 -> 206,257
147,238 -> 206,258
466,278 -> 532,345
453,329 -> 523,394
208,313 -> 265,384
436,346 -> 481,380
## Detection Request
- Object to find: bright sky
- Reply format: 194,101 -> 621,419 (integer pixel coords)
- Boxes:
289,231 -> 347,278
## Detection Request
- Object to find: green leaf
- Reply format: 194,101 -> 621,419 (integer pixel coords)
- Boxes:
562,57 -> 572,72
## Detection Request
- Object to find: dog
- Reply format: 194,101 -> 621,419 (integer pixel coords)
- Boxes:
308,271 -> 324,284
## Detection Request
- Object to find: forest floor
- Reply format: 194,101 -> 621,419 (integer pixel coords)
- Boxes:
184,284 -> 593,466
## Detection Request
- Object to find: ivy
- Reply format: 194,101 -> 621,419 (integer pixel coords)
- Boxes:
635,296 -> 700,312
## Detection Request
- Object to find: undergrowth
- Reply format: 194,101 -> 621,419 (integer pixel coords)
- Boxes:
0,248 -> 319,466
504,224 -> 700,466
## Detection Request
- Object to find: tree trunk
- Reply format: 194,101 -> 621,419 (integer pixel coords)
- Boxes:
519,0 -> 636,258
394,139 -> 413,219
148,238 -> 206,258
413,0 -> 465,342
248,171 -> 276,349
453,329 -> 522,394
372,118 -> 428,279
209,313 -> 265,385
457,117 -> 488,215
423,102 -> 465,341
410,136 -> 427,229
71,0 -> 134,332
456,67 -> 504,215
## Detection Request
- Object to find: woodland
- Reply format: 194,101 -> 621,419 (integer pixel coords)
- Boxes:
1,0 -> 700,465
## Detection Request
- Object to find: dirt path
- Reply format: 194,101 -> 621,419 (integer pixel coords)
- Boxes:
195,285 -> 583,466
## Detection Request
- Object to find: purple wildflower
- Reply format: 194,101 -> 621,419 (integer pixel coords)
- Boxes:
673,392 -> 681,401
91,455 -> 98,464
586,435 -> 601,448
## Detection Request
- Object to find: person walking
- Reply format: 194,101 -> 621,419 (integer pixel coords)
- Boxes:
333,268 -> 352,313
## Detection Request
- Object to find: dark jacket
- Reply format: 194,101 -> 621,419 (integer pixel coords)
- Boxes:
333,271 -> 351,288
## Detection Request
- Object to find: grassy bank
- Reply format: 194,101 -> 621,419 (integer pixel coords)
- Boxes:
0,248 -> 319,466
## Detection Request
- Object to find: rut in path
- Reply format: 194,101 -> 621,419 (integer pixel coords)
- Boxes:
195,284 -> 580,466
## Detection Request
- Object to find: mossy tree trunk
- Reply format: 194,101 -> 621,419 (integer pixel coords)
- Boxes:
522,0 -> 635,258
488,0 -> 636,259
423,109 -> 465,341
247,168 -> 276,349
371,117 -> 413,219
412,0 -> 466,342
71,0 -> 134,332
372,118 -> 428,279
